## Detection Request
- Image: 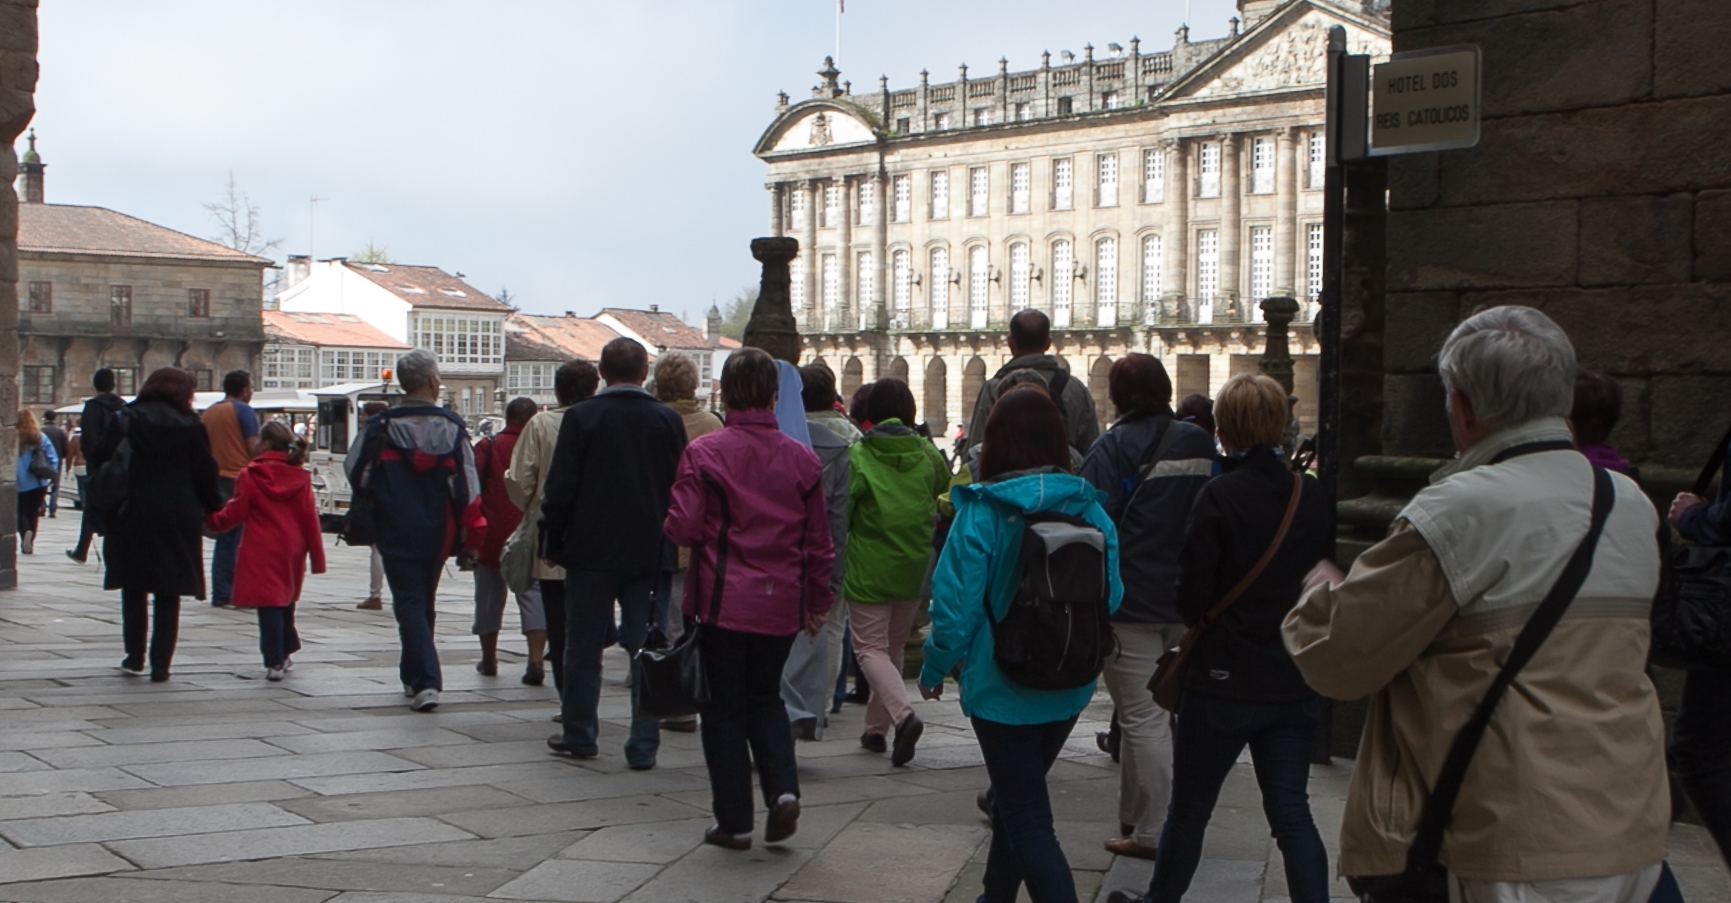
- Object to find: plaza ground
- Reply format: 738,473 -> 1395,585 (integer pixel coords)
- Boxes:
0,514 -> 1725,902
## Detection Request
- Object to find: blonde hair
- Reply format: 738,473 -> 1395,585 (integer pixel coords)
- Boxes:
1215,374 -> 1289,450
259,420 -> 310,467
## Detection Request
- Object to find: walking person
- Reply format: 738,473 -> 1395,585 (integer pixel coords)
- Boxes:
202,370 -> 261,608
15,410 -> 59,555
66,367 -> 125,564
205,421 -> 325,681
541,339 -> 685,767
1110,374 -> 1333,903
88,367 -> 222,682
846,377 -> 949,765
508,360 -> 600,693
355,401 -> 388,611
40,410 -> 68,519
471,397 -> 541,678
1077,353 -> 1216,860
652,352 -> 723,733
961,309 -> 1100,459
663,348 -> 836,850
66,427 -> 85,511
921,386 -> 1123,903
1287,307 -> 1669,902
345,350 -> 484,712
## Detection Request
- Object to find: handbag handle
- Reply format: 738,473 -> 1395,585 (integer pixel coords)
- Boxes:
1692,421 -> 1731,497
1195,473 -> 1304,631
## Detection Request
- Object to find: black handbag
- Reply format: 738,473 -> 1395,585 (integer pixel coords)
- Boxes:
1349,465 -> 1614,902
635,471 -> 732,719
1655,421 -> 1731,671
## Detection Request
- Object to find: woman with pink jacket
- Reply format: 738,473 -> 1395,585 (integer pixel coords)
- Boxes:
663,348 -> 836,852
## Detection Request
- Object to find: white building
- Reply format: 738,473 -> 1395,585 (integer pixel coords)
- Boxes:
259,310 -> 410,390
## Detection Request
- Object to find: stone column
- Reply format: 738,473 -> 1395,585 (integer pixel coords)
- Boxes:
873,169 -> 889,331
1162,139 -> 1190,321
768,182 -> 785,237
837,176 -> 854,327
801,180 -> 819,321
1274,128 -> 1298,296
1218,133 -> 1242,319
744,237 -> 802,364
0,0 -> 37,590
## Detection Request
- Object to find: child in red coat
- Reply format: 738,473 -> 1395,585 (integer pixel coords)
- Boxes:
206,421 -> 326,680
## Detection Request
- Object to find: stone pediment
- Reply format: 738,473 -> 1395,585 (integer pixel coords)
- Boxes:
1166,3 -> 1388,102
756,102 -> 879,156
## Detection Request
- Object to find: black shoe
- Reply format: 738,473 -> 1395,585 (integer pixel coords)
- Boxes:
704,826 -> 752,851
1106,892 -> 1150,903
65,549 -> 87,564
844,686 -> 870,705
118,658 -> 145,676
976,789 -> 991,817
891,713 -> 923,767
546,734 -> 596,759
521,664 -> 545,686
149,670 -> 169,683
211,601 -> 232,609
764,796 -> 800,843
476,659 -> 497,677
860,732 -> 887,754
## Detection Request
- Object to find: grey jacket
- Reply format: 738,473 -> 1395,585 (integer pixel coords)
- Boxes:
808,420 -> 851,594
963,353 -> 1100,457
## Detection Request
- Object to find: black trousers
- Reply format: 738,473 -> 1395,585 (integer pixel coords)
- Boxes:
538,578 -> 567,693
699,625 -> 799,835
121,589 -> 180,674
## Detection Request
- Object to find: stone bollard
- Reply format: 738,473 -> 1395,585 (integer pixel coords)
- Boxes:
743,237 -> 802,364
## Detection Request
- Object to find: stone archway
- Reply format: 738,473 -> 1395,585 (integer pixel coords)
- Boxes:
961,356 -> 988,434
1090,355 -> 1114,426
841,355 -> 865,402
924,356 -> 948,439
889,356 -> 909,382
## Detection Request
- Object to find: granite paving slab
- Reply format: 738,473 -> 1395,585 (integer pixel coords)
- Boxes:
30,737 -> 284,769
0,875 -> 336,903
121,750 -> 423,787
487,859 -> 662,903
0,801 -> 309,847
437,794 -> 710,838
135,857 -> 521,897
279,785 -> 532,824
777,822 -> 988,903
616,843 -> 813,903
311,831 -> 591,870
94,779 -> 315,811
0,843 -> 132,885
107,817 -> 476,868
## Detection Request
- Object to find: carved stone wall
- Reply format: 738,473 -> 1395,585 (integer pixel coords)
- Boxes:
0,0 -> 37,590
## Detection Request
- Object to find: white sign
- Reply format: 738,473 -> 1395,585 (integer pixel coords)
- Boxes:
1369,45 -> 1480,156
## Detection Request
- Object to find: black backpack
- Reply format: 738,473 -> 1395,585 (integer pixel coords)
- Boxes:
84,411 -> 134,523
985,512 -> 1115,690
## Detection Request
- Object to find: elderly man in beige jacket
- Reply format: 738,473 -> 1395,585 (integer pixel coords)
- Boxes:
1283,306 -> 1667,903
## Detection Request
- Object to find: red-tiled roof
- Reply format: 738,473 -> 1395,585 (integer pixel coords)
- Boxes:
599,308 -> 712,351
717,336 -> 742,349
343,261 -> 511,312
18,204 -> 272,264
506,313 -> 623,362
263,310 -> 410,349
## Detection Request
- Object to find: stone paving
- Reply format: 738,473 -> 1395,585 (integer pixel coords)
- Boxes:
0,515 -> 1726,902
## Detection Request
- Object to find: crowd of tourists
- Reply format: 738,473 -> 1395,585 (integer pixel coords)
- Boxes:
37,304 -> 1730,903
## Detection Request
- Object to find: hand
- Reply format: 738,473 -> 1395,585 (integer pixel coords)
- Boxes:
540,558 -> 559,571
803,609 -> 827,637
1303,559 -> 1346,595
1671,493 -> 1706,530
919,683 -> 944,701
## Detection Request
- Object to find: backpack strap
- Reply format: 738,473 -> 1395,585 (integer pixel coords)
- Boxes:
1119,415 -> 1182,518
1691,421 -> 1731,497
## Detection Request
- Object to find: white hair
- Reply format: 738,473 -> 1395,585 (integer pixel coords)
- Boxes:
1436,306 -> 1575,430
396,349 -> 441,393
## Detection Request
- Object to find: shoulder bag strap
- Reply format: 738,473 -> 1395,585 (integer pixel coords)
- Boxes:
1405,464 -> 1615,871
698,469 -> 732,625
1196,473 -> 1304,630
1122,415 -> 1182,515
1692,421 -> 1731,497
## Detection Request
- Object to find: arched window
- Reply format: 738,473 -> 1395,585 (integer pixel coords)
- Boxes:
841,356 -> 865,401
925,356 -> 949,438
969,245 -> 990,329
889,356 -> 909,381
962,356 -> 988,427
930,247 -> 950,330
1052,239 -> 1074,328
1009,242 -> 1030,311
892,249 -> 912,327
1095,237 -> 1118,327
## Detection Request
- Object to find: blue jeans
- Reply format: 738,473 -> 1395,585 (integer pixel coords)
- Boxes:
257,605 -> 301,669
1673,668 -> 1731,867
561,569 -> 660,766
1145,694 -> 1329,903
383,555 -> 443,693
700,625 -> 799,835
211,477 -> 242,604
973,715 -> 1081,903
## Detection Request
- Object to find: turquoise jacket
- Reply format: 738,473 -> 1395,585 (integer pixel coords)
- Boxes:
920,470 -> 1123,725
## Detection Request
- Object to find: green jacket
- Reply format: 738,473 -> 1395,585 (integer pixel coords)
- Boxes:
844,420 -> 950,603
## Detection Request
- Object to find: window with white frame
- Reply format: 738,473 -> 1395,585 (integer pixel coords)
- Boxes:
969,245 -> 990,329
507,361 -> 557,398
698,351 -> 712,389
1015,102 -> 1031,122
973,107 -> 993,127
970,167 -> 989,217
1199,143 -> 1221,197
934,111 -> 952,130
930,170 -> 949,220
262,344 -> 315,389
1197,230 -> 1219,322
1102,90 -> 1121,110
1308,131 -> 1325,189
411,314 -> 502,369
1250,226 -> 1273,316
1053,158 -> 1074,210
322,349 -> 397,385
1143,148 -> 1164,203
821,253 -> 838,328
1307,222 -> 1325,303
1251,136 -> 1275,194
1095,237 -> 1118,327
1142,234 -> 1162,320
791,255 -> 807,312
1097,154 -> 1118,207
930,247 -> 950,329
1052,239 -> 1074,328
893,175 -> 911,222
790,189 -> 808,230
892,249 -> 912,326
856,250 -> 874,327
857,180 -> 876,225
1009,242 -> 1030,310
822,183 -> 839,228
1010,162 -> 1030,214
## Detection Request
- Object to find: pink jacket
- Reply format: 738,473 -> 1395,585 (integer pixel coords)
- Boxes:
663,408 -> 835,637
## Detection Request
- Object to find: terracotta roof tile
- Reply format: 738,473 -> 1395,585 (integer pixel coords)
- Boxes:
343,262 -> 511,312
263,310 -> 410,349
18,204 -> 272,264
598,308 -> 712,350
505,313 -> 623,362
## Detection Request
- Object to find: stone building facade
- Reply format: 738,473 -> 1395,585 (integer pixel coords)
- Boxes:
0,0 -> 37,588
756,0 -> 1388,437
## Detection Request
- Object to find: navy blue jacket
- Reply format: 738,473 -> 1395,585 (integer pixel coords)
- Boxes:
1679,436 -> 1731,547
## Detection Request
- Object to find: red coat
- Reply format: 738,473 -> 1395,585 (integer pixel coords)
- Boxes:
473,424 -> 524,568
205,451 -> 327,608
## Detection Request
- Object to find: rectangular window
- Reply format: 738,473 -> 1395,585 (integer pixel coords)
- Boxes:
969,245 -> 990,330
1142,148 -> 1164,204
856,250 -> 874,328
934,111 -> 952,131
1097,153 -> 1118,207
110,285 -> 133,327
1056,96 -> 1073,116
896,116 -> 910,133
857,180 -> 875,225
1142,234 -> 1162,323
507,361 -> 557,397
1052,158 -> 1073,210
930,170 -> 949,220
1010,162 -> 1030,215
409,315 -> 503,368
21,365 -> 54,404
790,256 -> 808,311
1101,90 -> 1120,110
322,350 -> 397,385
1010,242 -> 1030,309
27,281 -> 51,314
820,253 -> 838,329
192,369 -> 214,392
1014,102 -> 1031,122
822,183 -> 839,228
1252,136 -> 1275,194
188,288 -> 211,318
1199,143 -> 1220,198
893,175 -> 911,223
1307,222 -> 1325,302
1308,131 -> 1326,189
930,247 -> 950,330
1197,230 -> 1219,322
263,344 -> 316,389
1250,226 -> 1274,313
113,368 -> 139,396
1095,238 -> 1118,327
790,189 -> 808,230
893,249 -> 912,327
973,107 -> 992,127
969,166 -> 988,217
1052,240 -> 1074,328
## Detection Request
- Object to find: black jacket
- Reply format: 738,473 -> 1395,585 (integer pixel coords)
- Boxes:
1079,410 -> 1216,623
88,399 -> 222,598
79,393 -> 126,464
539,386 -> 686,574
1177,446 -> 1331,703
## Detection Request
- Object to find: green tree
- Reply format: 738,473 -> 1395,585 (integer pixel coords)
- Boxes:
352,240 -> 390,264
719,285 -> 757,340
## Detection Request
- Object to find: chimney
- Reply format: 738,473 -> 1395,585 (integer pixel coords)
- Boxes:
15,128 -> 44,204
285,254 -> 312,288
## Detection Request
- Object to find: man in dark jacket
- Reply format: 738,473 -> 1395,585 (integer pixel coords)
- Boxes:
962,309 -> 1100,458
66,367 -> 126,563
540,338 -> 686,767
41,411 -> 68,519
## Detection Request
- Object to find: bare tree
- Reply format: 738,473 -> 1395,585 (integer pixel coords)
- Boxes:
352,239 -> 390,264
204,172 -> 282,258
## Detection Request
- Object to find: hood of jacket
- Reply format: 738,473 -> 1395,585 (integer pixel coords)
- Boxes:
244,451 -> 313,501
858,419 -> 933,473
124,399 -> 206,458
992,353 -> 1061,380
956,468 -> 1104,517
90,393 -> 126,416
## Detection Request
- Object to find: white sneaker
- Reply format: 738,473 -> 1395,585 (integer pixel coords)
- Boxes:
410,688 -> 440,712
266,667 -> 286,682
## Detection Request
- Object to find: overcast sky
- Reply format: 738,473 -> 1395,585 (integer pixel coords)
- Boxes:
29,0 -> 1238,324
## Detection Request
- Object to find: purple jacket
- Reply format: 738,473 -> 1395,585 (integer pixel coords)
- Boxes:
663,408 -> 835,637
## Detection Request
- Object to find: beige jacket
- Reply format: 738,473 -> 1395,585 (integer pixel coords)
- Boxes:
506,407 -> 566,581
663,399 -> 723,571
1282,423 -> 1667,883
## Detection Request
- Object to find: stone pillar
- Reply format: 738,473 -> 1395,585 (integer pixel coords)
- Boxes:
873,169 -> 889,331
801,180 -> 819,322
744,237 -> 802,364
837,176 -> 853,327
1218,133 -> 1242,319
0,0 -> 36,591
1274,128 -> 1298,296
1258,296 -> 1300,395
768,182 -> 785,237
1162,139 -> 1189,321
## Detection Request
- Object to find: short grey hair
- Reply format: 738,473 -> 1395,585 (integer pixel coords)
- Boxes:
396,349 -> 440,393
653,352 -> 699,402
1436,306 -> 1575,430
